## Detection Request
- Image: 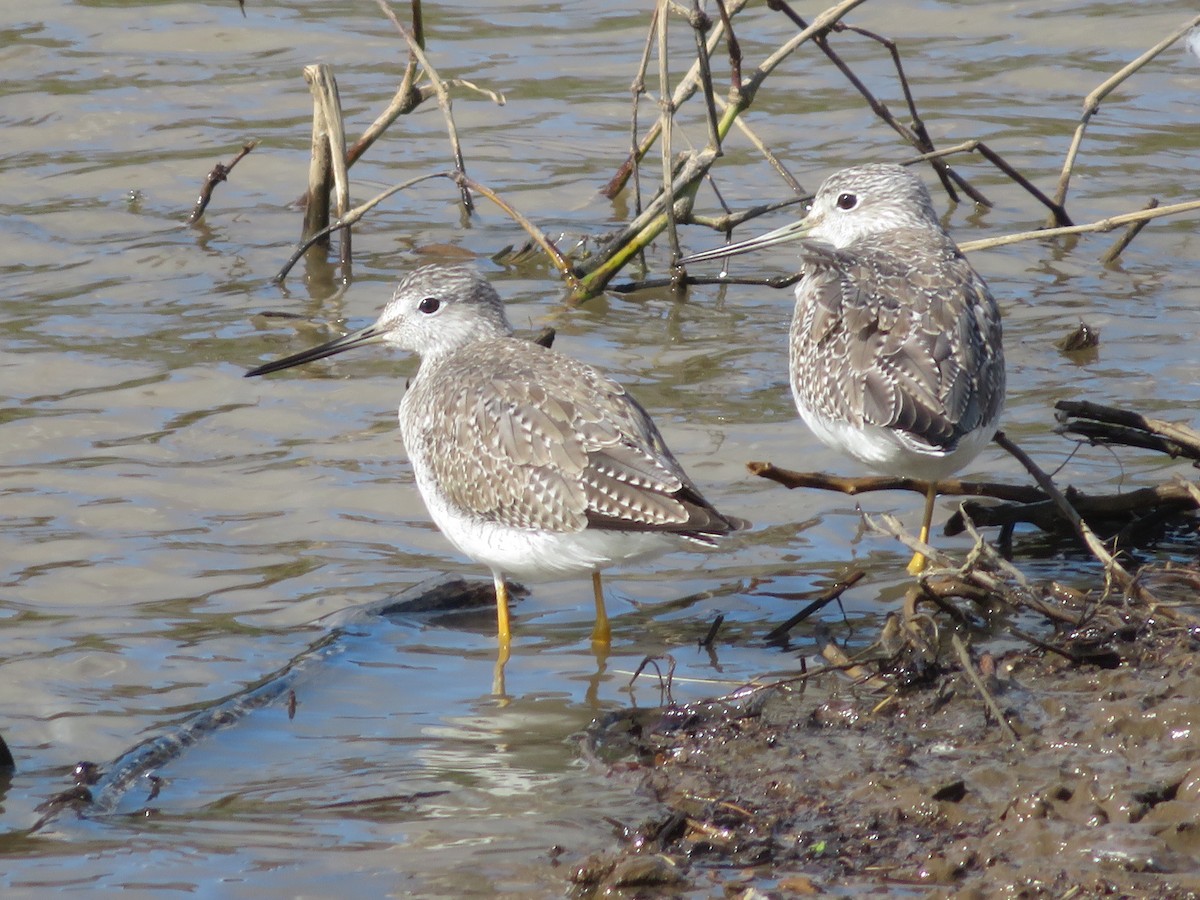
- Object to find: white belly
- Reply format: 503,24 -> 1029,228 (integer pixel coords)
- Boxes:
798,405 -> 996,483
421,485 -> 688,580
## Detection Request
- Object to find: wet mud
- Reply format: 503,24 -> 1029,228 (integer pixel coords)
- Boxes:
575,562 -> 1200,898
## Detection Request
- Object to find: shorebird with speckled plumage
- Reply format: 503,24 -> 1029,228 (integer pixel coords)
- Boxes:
246,264 -> 746,649
682,163 -> 1005,573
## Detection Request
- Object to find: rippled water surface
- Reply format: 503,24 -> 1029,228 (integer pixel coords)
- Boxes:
2,1 -> 1199,895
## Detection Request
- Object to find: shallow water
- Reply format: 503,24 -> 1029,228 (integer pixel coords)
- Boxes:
2,0 -> 1199,895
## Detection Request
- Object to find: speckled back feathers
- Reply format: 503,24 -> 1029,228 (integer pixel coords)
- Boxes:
394,267 -> 744,541
792,165 -> 1005,459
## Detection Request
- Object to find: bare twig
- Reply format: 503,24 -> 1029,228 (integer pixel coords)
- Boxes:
821,639 -> 889,690
451,172 -> 580,291
951,634 -> 1019,743
627,9 -> 657,219
601,0 -> 752,199
909,140 -> 1071,226
276,172 -> 447,282
747,461 -> 1045,504
1051,14 -> 1200,222
1100,198 -> 1158,263
187,140 -> 257,224
958,199 -> 1200,254
763,571 -> 865,643
712,94 -> 804,194
274,169 -> 573,289
949,480 -> 1200,536
375,0 -> 474,212
753,0 -> 873,83
345,13 -> 504,170
345,78 -> 430,168
714,0 -> 741,90
993,432 -> 1173,615
687,194 -> 807,233
658,0 -> 682,261
346,0 -> 425,170
689,2 -> 722,153
769,2 -> 986,206
575,147 -> 718,298
873,513 -> 949,570
698,613 -> 725,650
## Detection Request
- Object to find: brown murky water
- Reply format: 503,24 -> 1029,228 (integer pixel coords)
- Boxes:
2,1 -> 1199,895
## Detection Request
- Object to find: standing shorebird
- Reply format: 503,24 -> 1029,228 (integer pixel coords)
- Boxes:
681,164 -> 1005,573
246,264 -> 745,648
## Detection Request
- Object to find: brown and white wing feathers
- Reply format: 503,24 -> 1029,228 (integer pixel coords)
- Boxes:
404,338 -> 743,539
794,229 -> 1004,454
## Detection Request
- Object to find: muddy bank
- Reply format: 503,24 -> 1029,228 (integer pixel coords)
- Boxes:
574,563 -> 1200,897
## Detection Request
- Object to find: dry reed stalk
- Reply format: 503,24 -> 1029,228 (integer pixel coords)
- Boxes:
301,64 -> 341,250
958,199 -> 1200,254
1051,13 -> 1200,225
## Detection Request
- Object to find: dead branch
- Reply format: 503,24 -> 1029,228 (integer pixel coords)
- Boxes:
747,461 -> 1045,503
957,198 -> 1200,254
948,479 -> 1200,536
345,79 -> 431,169
821,639 -> 889,690
601,0 -> 753,200
625,5 -> 657,220
275,170 -> 577,291
688,3 -> 722,157
872,513 -> 950,570
276,172 -> 448,282
763,570 -> 865,643
451,172 -> 580,291
769,2 -> 987,207
910,140 -> 1071,226
993,432 -> 1173,615
1054,399 -> 1200,461
657,0 -> 683,262
712,93 -> 805,195
589,0 -> 865,296
187,140 -> 257,225
343,0 -> 428,167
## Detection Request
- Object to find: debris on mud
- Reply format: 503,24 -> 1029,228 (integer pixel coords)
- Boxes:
577,546 -> 1200,897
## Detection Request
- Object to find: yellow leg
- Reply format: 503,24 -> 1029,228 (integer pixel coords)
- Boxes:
590,571 -> 611,646
493,573 -> 513,645
492,573 -> 512,697
906,482 -> 938,575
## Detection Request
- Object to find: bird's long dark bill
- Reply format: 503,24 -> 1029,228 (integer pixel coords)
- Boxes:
244,325 -> 383,377
679,218 -> 812,266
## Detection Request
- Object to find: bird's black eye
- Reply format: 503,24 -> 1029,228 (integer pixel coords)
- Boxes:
836,192 -> 858,210
418,296 -> 441,314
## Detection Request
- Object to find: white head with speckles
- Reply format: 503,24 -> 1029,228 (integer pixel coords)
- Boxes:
245,265 -> 513,378
366,264 -> 513,359
801,164 -> 942,248
679,163 -> 945,266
